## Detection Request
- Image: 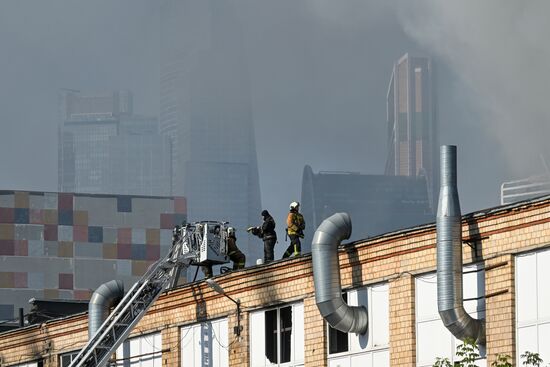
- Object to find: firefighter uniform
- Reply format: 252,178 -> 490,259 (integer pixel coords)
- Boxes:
283,204 -> 305,258
227,233 -> 246,270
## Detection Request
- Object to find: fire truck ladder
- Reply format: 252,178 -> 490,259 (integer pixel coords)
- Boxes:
68,239 -> 194,367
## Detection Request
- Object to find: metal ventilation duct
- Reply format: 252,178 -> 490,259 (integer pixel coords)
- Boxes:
88,280 -> 124,340
312,213 -> 368,334
437,145 -> 485,344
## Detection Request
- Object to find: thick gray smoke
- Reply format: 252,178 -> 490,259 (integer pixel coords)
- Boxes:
393,0 -> 550,177
1,1 -> 548,248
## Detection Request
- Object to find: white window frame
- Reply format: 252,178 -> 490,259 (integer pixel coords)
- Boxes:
415,264 -> 486,367
9,362 -> 41,367
515,248 -> 550,365
115,331 -> 162,367
249,302 -> 304,367
58,350 -> 79,367
180,317 -> 229,367
326,283 -> 390,366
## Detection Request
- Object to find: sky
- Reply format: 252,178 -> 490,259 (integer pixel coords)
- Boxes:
1,1 -> 549,249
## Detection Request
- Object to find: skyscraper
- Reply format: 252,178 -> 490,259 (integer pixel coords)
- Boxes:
58,91 -> 171,196
385,54 -> 438,208
105,116 -> 172,196
160,1 -> 262,263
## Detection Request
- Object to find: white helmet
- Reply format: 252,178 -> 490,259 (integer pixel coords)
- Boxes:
289,201 -> 300,210
227,227 -> 235,236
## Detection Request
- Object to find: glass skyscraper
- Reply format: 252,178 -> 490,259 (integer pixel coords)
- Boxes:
160,1 -> 262,263
58,91 -> 171,196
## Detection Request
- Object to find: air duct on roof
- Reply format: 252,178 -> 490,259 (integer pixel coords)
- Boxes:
312,213 -> 368,334
88,280 -> 124,340
437,145 -> 485,344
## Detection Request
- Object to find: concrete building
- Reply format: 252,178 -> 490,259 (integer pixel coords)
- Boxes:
385,54 -> 438,208
58,90 -> 171,197
301,165 -> 434,252
0,190 -> 186,321
159,1 -> 262,262
2,194 -> 549,366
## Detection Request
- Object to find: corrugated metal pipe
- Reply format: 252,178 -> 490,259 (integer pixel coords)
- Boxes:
312,213 -> 368,334
437,145 -> 485,344
88,280 -> 124,340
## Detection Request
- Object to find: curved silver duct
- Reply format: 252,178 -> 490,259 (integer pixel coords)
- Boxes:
88,280 -> 124,340
312,213 -> 368,334
437,145 -> 485,344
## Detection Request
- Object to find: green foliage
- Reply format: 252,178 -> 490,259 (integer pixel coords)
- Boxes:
433,357 -> 453,367
521,351 -> 543,367
455,338 -> 481,367
432,338 -> 480,367
491,354 -> 512,367
432,340 -> 547,367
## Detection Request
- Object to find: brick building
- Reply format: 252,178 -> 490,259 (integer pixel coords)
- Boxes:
1,195 -> 549,366
0,190 -> 186,321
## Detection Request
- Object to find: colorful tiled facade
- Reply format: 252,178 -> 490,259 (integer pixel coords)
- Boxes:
0,190 -> 186,320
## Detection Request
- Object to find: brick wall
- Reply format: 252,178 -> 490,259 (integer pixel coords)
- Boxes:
1,198 -> 549,366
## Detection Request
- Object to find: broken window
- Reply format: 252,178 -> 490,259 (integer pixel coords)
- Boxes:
265,309 -> 278,363
250,303 -> 303,366
264,305 -> 293,364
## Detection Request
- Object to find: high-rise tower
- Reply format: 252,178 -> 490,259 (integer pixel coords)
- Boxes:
58,90 -> 170,196
385,54 -> 438,209
160,1 -> 262,263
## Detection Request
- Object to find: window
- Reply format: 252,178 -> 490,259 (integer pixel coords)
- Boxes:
265,306 -> 292,364
415,265 -> 485,367
516,249 -> 550,364
10,362 -> 42,367
328,293 -> 349,354
250,303 -> 304,367
327,283 -> 389,367
59,351 -> 79,367
180,318 -> 228,367
115,332 -> 162,367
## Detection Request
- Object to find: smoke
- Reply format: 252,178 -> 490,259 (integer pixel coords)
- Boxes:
393,0 -> 550,177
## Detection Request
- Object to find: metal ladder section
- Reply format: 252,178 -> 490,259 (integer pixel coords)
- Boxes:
69,240 -> 194,367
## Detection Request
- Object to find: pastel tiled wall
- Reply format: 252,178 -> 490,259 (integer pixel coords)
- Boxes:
0,190 -> 186,320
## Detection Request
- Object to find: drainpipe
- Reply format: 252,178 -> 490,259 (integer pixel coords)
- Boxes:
88,280 -> 124,340
437,145 -> 485,344
312,213 -> 368,334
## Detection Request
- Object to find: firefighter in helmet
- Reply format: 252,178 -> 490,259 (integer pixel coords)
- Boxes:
283,201 -> 305,258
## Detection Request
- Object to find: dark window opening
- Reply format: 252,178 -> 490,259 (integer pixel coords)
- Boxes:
328,293 -> 349,354
264,306 -> 294,364
265,309 -> 278,364
279,306 -> 292,363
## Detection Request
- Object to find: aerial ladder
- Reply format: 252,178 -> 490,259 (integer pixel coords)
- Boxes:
68,221 -> 231,367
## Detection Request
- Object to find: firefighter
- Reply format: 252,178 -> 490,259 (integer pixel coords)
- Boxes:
227,227 -> 246,270
172,225 -> 182,245
247,209 -> 277,263
201,264 -> 213,278
283,201 -> 305,258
